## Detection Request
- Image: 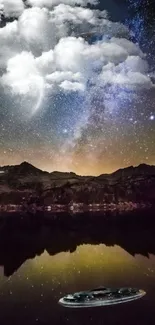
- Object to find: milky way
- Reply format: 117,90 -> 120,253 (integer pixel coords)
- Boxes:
0,0 -> 154,175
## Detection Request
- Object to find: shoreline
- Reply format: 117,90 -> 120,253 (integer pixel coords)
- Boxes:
0,201 -> 152,214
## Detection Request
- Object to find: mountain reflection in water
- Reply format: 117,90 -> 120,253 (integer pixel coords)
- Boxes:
0,210 -> 155,276
0,210 -> 155,325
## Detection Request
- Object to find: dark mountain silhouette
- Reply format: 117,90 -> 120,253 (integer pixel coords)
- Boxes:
7,161 -> 48,177
0,162 -> 79,178
0,162 -> 155,206
0,161 -> 155,180
109,164 -> 155,179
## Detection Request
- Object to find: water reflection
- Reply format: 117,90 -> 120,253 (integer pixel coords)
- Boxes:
0,211 -> 154,325
0,210 -> 155,277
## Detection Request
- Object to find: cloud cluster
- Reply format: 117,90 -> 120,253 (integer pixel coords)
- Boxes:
0,0 -> 153,116
0,0 -> 24,17
27,0 -> 98,7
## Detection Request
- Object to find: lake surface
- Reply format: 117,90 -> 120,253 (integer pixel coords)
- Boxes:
0,211 -> 155,325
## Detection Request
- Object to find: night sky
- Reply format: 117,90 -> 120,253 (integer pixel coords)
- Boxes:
0,0 -> 155,175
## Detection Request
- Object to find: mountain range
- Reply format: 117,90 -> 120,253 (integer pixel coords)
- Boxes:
0,162 -> 155,206
1,161 -> 155,178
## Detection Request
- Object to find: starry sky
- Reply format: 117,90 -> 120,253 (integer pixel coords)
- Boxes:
0,0 -> 155,175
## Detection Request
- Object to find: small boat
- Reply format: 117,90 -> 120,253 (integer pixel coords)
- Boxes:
58,287 -> 146,308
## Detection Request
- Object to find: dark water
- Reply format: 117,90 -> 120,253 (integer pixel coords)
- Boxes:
0,210 -> 155,325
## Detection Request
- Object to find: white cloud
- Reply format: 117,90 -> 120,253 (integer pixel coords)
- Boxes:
0,4 -> 105,60
18,7 -> 52,51
27,0 -> 98,9
0,0 -> 24,17
1,52 -> 43,95
60,80 -> 85,92
54,37 -> 87,72
118,56 -> 148,74
110,37 -> 144,57
45,71 -> 83,84
0,20 -> 20,67
1,33 -> 154,100
49,4 -> 99,25
99,56 -> 150,91
36,50 -> 55,74
0,0 -> 154,115
100,62 -> 153,90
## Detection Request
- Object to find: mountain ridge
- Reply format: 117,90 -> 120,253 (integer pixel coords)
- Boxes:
0,161 -> 155,178
0,161 -> 155,206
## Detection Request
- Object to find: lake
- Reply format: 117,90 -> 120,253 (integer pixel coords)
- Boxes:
0,210 -> 155,325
